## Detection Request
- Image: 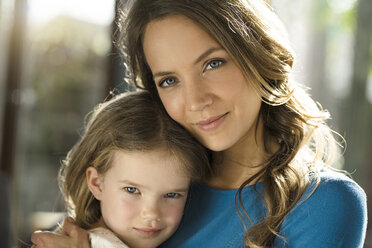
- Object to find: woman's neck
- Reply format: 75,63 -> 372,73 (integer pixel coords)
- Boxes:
206,151 -> 266,189
206,119 -> 275,189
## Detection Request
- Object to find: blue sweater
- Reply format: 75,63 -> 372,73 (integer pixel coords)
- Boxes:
160,170 -> 367,247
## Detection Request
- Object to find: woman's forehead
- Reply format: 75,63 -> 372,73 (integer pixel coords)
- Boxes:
143,15 -> 221,68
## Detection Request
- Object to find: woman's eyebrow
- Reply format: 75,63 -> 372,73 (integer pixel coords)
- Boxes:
193,47 -> 223,65
153,71 -> 173,79
152,47 -> 223,79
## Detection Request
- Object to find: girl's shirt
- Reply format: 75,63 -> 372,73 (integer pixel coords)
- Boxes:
89,227 -> 128,248
160,170 -> 367,247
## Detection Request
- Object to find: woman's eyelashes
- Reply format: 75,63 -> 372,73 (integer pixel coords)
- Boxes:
158,77 -> 178,88
204,58 -> 225,71
157,58 -> 226,88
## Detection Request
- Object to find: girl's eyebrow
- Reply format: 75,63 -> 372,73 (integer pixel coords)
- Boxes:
119,179 -> 144,188
152,47 -> 223,80
168,188 -> 189,193
119,179 -> 189,192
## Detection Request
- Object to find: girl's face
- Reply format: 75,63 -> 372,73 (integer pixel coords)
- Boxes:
143,15 -> 262,152
87,149 -> 189,248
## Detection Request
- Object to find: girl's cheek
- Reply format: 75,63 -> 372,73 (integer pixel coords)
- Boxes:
164,199 -> 188,221
121,195 -> 140,208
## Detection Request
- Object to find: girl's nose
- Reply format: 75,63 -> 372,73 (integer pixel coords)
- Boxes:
141,203 -> 161,225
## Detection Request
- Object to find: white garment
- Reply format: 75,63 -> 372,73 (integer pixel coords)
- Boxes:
89,227 -> 129,248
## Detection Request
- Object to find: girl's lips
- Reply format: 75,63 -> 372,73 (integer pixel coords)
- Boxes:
134,227 -> 162,237
196,113 -> 228,131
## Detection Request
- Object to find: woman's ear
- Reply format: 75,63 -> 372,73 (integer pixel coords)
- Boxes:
86,167 -> 103,200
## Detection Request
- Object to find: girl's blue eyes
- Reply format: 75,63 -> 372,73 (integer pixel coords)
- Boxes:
165,193 -> 180,198
124,187 -> 139,194
123,187 -> 181,198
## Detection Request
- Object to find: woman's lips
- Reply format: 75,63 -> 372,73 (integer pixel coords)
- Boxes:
133,227 -> 162,237
196,113 -> 228,131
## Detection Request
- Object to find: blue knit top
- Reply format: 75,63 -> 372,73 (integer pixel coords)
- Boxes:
160,170 -> 367,247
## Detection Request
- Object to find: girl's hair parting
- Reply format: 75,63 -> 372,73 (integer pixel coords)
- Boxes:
58,90 -> 212,229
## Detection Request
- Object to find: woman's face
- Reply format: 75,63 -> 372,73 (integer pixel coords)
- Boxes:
143,15 -> 262,152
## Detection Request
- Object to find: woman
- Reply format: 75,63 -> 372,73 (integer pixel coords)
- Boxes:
31,0 -> 367,247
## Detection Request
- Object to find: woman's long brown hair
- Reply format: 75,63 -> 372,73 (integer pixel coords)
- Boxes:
117,0 -> 340,246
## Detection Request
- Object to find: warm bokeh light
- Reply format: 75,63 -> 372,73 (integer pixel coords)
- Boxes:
327,0 -> 357,13
27,0 -> 115,25
1,1 -> 370,247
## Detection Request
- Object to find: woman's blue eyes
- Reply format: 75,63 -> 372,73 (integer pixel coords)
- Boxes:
159,77 -> 177,87
124,187 -> 139,194
206,59 -> 224,70
158,59 -> 225,88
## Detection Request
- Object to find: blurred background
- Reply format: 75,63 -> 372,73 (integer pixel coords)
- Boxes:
0,0 -> 371,247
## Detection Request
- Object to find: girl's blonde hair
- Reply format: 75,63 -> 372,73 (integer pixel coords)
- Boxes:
59,91 -> 211,229
117,0 -> 340,246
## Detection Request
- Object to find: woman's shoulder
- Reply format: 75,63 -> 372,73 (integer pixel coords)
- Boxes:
308,169 -> 366,206
277,169 -> 367,247
294,169 -> 367,221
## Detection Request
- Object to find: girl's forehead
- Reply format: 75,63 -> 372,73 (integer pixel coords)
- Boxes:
108,148 -> 187,174
103,149 -> 190,190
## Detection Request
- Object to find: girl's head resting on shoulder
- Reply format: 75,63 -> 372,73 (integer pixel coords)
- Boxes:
59,91 -> 211,246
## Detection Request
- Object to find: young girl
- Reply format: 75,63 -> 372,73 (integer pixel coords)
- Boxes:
58,91 -> 211,248
32,0 -> 367,247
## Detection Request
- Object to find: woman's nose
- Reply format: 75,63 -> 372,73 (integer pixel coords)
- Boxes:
184,76 -> 213,112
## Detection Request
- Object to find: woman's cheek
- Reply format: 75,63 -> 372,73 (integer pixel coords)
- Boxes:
159,92 -> 185,126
